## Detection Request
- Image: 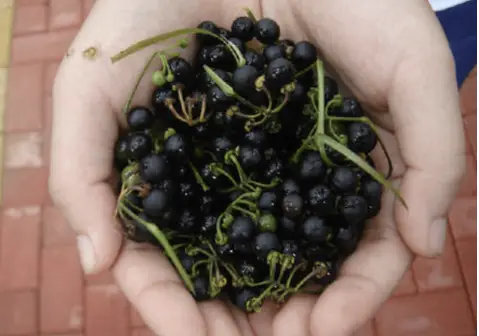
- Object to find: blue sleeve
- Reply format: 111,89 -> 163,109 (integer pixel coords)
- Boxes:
435,0 -> 477,87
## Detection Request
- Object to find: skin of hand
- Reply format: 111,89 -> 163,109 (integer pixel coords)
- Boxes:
49,0 -> 466,335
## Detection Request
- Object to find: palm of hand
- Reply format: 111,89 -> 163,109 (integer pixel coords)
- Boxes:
50,0 -> 464,335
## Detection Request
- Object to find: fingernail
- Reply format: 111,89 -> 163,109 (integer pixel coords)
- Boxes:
429,218 -> 447,256
77,235 -> 96,274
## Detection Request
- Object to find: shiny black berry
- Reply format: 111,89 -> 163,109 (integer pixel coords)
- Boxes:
228,37 -> 246,54
337,195 -> 368,224
140,154 -> 169,184
231,16 -> 255,41
193,275 -> 210,301
228,216 -> 256,243
126,106 -> 154,131
291,41 -> 317,70
282,193 -> 303,219
330,167 -> 358,193
334,225 -> 359,255
128,132 -> 152,160
307,185 -> 335,215
203,44 -> 235,71
233,288 -> 257,311
254,18 -> 280,44
114,136 -> 130,168
200,163 -> 230,189
237,260 -> 265,281
330,97 -> 364,118
324,76 -> 339,103
199,214 -> 218,235
151,87 -> 175,115
219,28 -> 230,39
142,188 -> 169,217
298,151 -> 326,182
179,182 -> 198,204
359,178 -> 382,202
177,209 -> 199,233
197,21 -> 220,46
282,179 -> 301,195
265,57 -> 295,90
212,136 -> 234,158
347,122 -> 377,153
289,81 -> 308,105
157,179 -> 179,198
168,57 -> 194,86
263,44 -> 286,63
263,157 -> 284,182
207,85 -> 234,108
232,65 -> 259,96
254,232 -> 281,259
278,217 -> 297,236
258,190 -> 280,214
244,128 -> 268,148
197,68 -> 231,91
300,216 -> 331,243
164,133 -> 190,161
238,145 -> 264,172
244,50 -> 266,71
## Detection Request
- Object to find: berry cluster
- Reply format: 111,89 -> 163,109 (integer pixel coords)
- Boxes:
112,10 -> 403,313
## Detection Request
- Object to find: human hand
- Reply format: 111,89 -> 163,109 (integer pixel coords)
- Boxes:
49,0 -> 466,336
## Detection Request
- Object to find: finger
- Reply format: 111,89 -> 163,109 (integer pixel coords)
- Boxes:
248,300 -> 279,336
273,295 -> 316,336
309,180 -> 411,336
199,301 -> 243,336
50,54 -> 123,274
226,303 -> 256,336
389,29 -> 466,257
112,243 -> 207,336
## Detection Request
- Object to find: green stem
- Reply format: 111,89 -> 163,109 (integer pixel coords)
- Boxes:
120,205 -> 195,294
295,61 -> 317,79
232,206 -> 258,219
286,262 -> 306,288
270,92 -> 290,114
317,134 -> 407,207
112,28 -> 245,66
225,152 -> 248,185
325,116 -> 394,179
244,7 -> 258,22
123,51 -> 160,114
192,259 -> 210,276
314,59 -> 325,134
210,164 -> 240,187
188,161 -> 209,191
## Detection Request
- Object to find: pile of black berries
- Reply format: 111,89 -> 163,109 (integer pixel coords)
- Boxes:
112,10 -> 398,313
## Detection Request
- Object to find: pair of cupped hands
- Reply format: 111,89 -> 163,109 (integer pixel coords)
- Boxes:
49,0 -> 466,335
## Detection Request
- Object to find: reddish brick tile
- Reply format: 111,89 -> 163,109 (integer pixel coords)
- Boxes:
11,29 -> 77,64
0,290 -> 37,335
0,207 -> 41,290
353,320 -> 376,336
464,115 -> 477,156
392,269 -> 416,296
449,197 -> 476,240
412,233 -> 463,292
49,0 -> 82,30
130,307 -> 146,328
456,239 -> 477,317
85,284 -> 129,336
460,67 -> 477,116
40,245 -> 83,333
457,155 -> 477,197
44,62 -> 60,95
2,168 -> 49,207
5,63 -> 44,132
85,270 -> 115,285
131,328 -> 156,336
375,289 -> 475,336
13,4 -> 48,35
42,205 -> 76,246
4,132 -> 44,169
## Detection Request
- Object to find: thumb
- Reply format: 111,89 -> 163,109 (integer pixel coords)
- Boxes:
389,39 -> 466,257
49,61 -> 123,274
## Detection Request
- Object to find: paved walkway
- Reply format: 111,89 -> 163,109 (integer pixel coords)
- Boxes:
0,1 -> 476,335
